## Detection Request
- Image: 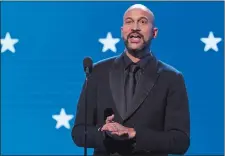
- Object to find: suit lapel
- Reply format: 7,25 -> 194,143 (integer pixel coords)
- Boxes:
109,54 -> 126,120
124,55 -> 159,121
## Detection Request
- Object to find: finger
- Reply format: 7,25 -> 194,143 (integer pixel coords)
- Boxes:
106,114 -> 114,123
114,131 -> 124,136
106,114 -> 114,121
101,125 -> 107,131
101,123 -> 110,131
111,123 -> 124,131
111,131 -> 119,135
106,119 -> 111,124
111,130 -> 127,136
101,123 -> 117,132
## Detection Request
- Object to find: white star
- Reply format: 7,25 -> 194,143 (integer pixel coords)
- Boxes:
1,32 -> 19,53
52,108 -> 74,129
200,31 -> 222,52
98,32 -> 120,53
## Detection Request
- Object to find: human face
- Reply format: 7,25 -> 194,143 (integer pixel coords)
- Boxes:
121,8 -> 157,52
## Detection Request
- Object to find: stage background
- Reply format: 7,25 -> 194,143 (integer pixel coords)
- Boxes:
1,1 -> 224,155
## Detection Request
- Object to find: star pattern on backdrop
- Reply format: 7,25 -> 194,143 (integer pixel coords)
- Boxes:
98,32 -> 120,53
200,31 -> 222,52
52,108 -> 74,129
1,32 -> 19,53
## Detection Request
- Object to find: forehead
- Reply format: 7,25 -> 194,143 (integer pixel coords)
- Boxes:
124,8 -> 152,20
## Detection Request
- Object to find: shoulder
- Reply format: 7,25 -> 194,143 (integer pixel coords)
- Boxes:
157,60 -> 185,82
90,55 -> 119,76
94,56 -> 117,68
158,60 -> 181,75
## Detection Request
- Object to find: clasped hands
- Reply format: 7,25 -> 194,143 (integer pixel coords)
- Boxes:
100,114 -> 136,140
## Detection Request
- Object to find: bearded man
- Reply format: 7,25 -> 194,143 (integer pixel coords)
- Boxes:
71,4 -> 190,156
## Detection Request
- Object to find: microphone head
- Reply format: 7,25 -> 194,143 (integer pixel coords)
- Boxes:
83,57 -> 93,75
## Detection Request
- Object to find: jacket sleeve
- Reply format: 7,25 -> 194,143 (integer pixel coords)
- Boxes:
133,73 -> 190,154
71,71 -> 106,150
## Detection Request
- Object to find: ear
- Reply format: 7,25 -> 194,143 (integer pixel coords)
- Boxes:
152,27 -> 158,38
121,26 -> 123,38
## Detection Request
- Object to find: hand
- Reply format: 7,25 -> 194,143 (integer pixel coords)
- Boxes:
100,114 -> 117,132
105,114 -> 115,124
101,122 -> 136,139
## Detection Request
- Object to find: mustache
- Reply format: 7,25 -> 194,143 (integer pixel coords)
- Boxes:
127,31 -> 144,39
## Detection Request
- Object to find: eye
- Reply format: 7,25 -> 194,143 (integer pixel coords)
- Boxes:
140,19 -> 147,24
125,20 -> 133,24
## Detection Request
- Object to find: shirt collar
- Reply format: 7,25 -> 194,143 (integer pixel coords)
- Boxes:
123,51 -> 152,70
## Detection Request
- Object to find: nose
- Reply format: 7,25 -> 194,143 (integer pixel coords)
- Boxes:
131,22 -> 141,31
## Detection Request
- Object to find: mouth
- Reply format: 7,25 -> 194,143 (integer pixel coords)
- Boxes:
128,33 -> 142,44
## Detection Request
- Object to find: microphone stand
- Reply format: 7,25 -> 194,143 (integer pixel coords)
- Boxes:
84,67 -> 90,156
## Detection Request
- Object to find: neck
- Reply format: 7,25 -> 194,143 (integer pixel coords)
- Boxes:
126,51 -> 140,63
125,48 -> 150,63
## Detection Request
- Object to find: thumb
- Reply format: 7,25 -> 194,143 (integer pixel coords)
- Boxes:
106,114 -> 114,123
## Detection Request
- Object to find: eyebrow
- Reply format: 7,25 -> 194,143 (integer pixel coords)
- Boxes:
125,17 -> 133,20
125,16 -> 149,21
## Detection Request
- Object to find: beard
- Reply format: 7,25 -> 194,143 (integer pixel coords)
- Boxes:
123,35 -> 151,59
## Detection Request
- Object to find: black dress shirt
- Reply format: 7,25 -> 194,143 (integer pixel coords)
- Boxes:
122,52 -> 153,113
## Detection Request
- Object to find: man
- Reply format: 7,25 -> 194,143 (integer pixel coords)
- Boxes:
71,4 -> 190,156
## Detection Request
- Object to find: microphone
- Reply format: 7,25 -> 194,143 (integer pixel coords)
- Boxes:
83,57 -> 93,77
83,57 -> 93,156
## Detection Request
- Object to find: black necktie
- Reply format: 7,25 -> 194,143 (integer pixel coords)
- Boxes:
125,64 -> 140,114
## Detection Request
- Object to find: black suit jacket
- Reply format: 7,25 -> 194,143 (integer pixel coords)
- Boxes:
71,53 -> 190,156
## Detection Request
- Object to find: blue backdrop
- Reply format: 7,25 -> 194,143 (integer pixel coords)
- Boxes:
1,1 -> 224,155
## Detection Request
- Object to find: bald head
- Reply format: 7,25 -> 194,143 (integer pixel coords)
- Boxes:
123,4 -> 155,26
